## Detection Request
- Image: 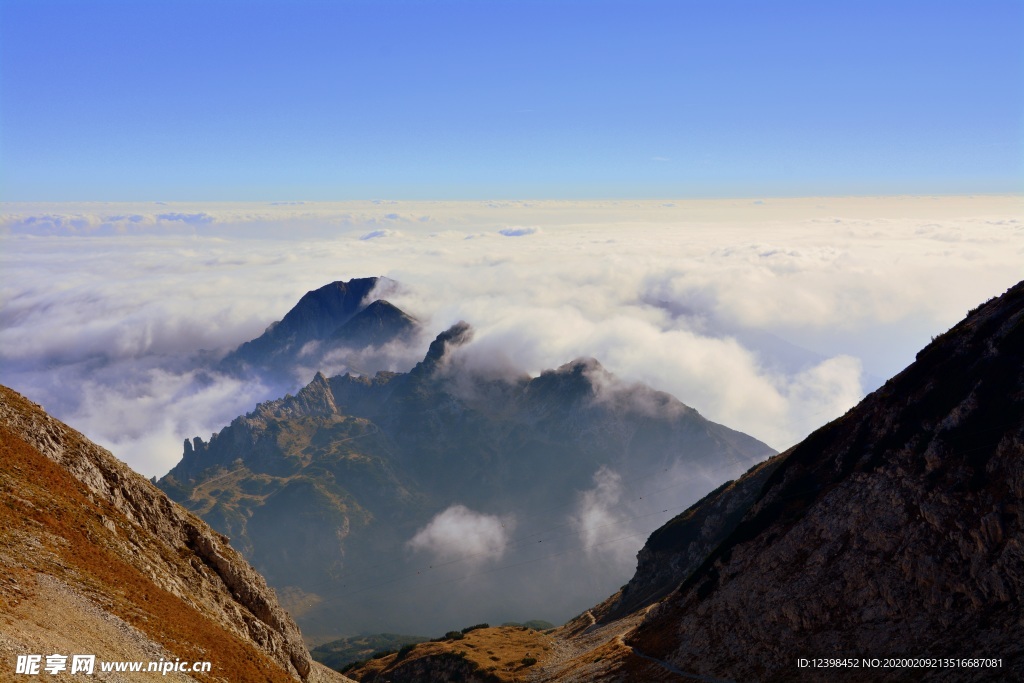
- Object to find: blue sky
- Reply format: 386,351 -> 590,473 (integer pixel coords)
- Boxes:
1,0 -> 1021,200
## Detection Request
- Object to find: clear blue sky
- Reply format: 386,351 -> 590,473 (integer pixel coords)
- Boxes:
1,0 -> 1021,200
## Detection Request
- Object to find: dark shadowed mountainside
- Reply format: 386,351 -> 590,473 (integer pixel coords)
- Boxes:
329,300 -> 418,349
0,385 -> 351,683
540,281 -> 1024,682
158,321 -> 775,638
220,277 -> 417,379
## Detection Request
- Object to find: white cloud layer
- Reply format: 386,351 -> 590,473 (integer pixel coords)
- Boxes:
1,196 -> 1020,477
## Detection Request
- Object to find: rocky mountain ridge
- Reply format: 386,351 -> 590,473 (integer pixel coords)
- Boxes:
159,320 -> 775,637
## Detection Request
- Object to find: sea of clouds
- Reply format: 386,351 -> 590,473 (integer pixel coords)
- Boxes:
2,196 -> 1021,480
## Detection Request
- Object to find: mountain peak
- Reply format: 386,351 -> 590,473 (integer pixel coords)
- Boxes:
556,356 -> 605,375
221,276 -> 416,376
526,356 -> 607,403
292,371 -> 338,416
419,321 -> 474,368
275,277 -> 387,340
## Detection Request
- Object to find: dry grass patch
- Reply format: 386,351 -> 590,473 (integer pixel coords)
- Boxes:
348,626 -> 552,682
0,423 -> 296,683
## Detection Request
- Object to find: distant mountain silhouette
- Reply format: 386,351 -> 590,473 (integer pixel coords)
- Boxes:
159,321 -> 775,638
221,277 -> 417,378
545,280 -> 1024,682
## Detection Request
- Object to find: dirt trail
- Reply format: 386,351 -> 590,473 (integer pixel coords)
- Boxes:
530,605 -> 737,683
528,610 -> 644,682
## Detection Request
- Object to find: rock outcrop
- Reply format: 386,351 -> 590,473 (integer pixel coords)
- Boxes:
0,385 -> 350,682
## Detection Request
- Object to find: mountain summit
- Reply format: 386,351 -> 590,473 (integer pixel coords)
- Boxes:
221,277 -> 417,377
542,281 -> 1024,681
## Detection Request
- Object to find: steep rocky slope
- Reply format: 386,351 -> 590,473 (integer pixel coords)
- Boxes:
547,281 -> 1024,682
0,385 -> 350,683
159,322 -> 775,637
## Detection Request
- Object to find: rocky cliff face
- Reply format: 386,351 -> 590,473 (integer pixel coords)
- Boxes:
0,385 -> 350,683
550,280 -> 1024,682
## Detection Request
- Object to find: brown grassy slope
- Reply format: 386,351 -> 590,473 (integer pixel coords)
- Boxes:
0,385 -> 350,683
346,626 -> 553,683
0,421 -> 297,682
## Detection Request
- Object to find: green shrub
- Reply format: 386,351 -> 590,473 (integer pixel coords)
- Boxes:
522,620 -> 555,631
340,659 -> 366,674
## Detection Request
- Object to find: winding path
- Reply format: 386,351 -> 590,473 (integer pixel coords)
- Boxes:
530,606 -> 736,683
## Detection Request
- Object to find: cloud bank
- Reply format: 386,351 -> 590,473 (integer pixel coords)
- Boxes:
1,196 -> 1020,477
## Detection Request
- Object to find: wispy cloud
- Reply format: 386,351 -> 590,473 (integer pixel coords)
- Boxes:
408,505 -> 514,565
498,226 -> 540,237
360,229 -> 401,240
573,467 -> 633,562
